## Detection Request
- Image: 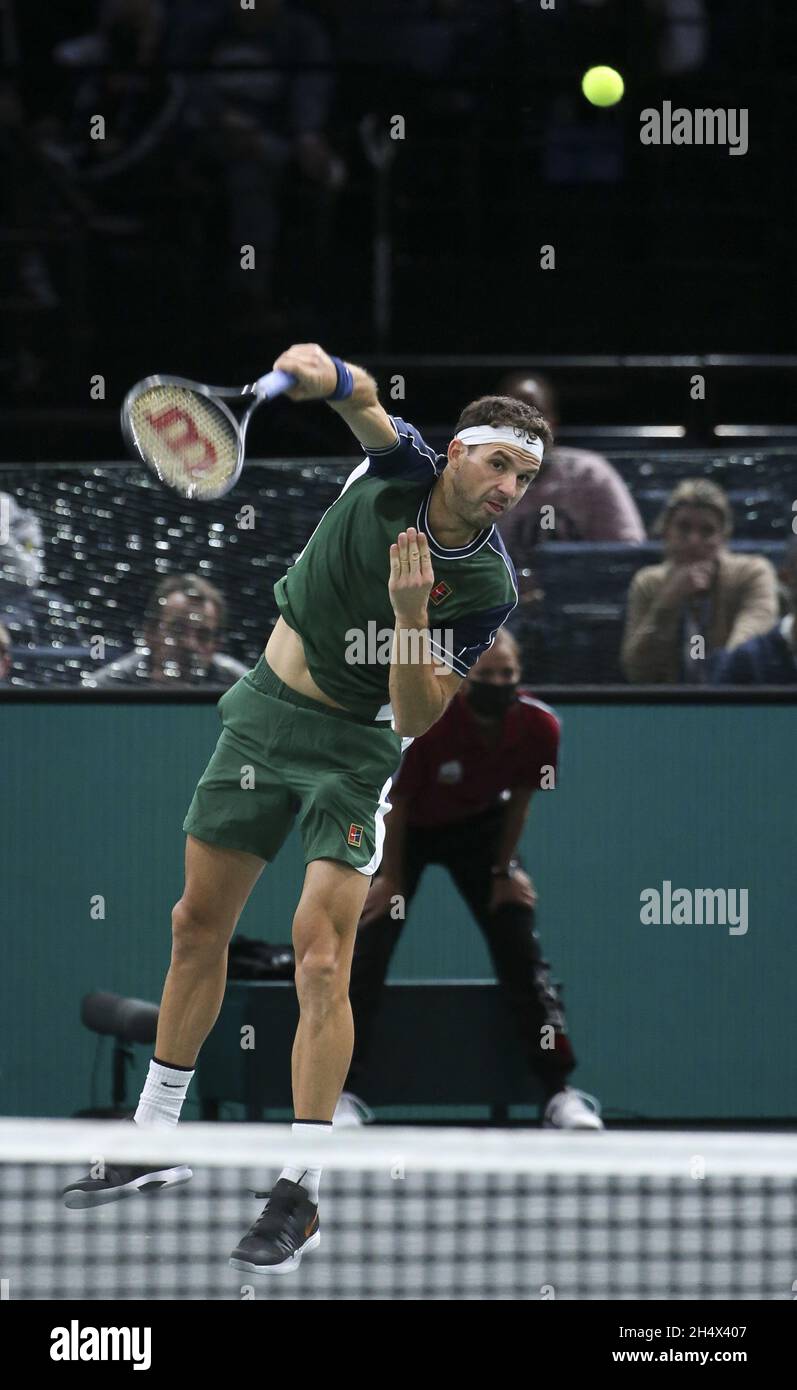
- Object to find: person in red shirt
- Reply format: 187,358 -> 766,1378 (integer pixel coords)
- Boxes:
336,628 -> 603,1129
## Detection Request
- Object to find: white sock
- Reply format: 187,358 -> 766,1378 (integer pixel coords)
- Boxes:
278,1121 -> 331,1203
134,1058 -> 195,1129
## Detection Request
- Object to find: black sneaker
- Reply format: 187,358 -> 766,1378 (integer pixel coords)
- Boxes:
229,1178 -> 320,1275
62,1162 -> 193,1210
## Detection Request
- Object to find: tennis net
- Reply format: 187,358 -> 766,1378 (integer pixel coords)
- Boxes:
1,1121 -> 796,1301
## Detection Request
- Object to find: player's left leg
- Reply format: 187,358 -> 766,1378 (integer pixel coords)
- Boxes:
230,859 -> 368,1276
290,857 -> 370,1121
230,693 -> 401,1274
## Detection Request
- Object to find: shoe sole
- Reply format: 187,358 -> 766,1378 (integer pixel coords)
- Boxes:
229,1229 -> 321,1276
542,1121 -> 604,1130
63,1166 -> 193,1210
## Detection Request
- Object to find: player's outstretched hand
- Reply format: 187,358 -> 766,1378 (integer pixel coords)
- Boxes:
388,527 -> 435,626
272,343 -> 337,401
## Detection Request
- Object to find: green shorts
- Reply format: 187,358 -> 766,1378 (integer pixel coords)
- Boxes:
183,654 -> 403,874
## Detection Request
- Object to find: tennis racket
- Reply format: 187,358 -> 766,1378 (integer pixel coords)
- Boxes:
120,369 -> 297,500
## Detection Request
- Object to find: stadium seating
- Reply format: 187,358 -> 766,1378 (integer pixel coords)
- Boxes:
0,447 -> 793,687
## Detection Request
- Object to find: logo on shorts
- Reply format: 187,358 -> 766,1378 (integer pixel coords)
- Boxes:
347,823 -> 364,847
429,580 -> 452,606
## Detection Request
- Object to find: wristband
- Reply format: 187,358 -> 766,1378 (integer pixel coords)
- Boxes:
326,355 -> 354,401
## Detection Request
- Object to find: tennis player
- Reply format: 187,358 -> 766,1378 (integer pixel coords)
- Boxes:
64,343 -> 551,1273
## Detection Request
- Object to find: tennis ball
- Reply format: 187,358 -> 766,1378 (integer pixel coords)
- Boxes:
581,65 -> 624,108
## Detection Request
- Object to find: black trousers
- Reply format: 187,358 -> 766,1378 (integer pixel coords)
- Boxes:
346,805 -> 576,1101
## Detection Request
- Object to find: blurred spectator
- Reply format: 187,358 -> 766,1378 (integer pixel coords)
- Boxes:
654,0 -> 710,76
0,81 -> 60,322
335,0 -> 501,73
182,0 -> 341,317
54,1 -> 181,172
0,622 -> 11,685
54,0 -> 164,67
86,574 -> 247,688
712,538 -> 797,685
496,373 -> 646,556
575,0 -> 709,76
1,490 -> 44,643
51,0 -> 188,273
621,480 -> 778,684
0,491 -> 44,591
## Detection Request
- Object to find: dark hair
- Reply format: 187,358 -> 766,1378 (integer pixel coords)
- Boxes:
144,574 -> 227,631
455,395 -> 553,451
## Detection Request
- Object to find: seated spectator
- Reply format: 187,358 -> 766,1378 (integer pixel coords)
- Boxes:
1,491 -> 45,643
712,537 -> 797,685
86,574 -> 247,688
496,372 -> 646,552
621,480 -> 778,684
0,491 -> 44,591
0,622 -> 11,685
187,0 -> 341,317
54,1 -> 176,170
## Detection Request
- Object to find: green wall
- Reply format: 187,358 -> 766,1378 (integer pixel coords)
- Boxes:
2,701 -> 795,1120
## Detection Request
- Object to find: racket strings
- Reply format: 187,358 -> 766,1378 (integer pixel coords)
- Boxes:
128,385 -> 239,499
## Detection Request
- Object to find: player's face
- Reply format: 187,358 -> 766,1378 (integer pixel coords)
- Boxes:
454,443 -> 540,525
664,506 -> 725,565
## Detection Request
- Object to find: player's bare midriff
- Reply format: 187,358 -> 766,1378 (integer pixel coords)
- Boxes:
264,616 -> 348,710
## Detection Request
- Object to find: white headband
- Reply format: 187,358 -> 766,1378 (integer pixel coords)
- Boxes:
455,424 -> 545,463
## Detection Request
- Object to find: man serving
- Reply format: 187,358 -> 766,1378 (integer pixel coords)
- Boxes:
64,343 -> 551,1274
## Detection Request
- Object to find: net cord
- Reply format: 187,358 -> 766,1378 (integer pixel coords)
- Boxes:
1,1120 -> 796,1177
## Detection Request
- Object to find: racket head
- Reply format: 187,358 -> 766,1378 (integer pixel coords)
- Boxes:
121,375 -> 244,500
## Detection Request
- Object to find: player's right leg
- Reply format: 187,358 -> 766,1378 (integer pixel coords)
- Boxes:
64,674 -> 298,1209
63,834 -> 266,1208
151,834 -> 266,1070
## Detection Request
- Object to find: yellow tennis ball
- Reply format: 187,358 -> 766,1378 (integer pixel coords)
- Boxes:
581,65 -> 624,108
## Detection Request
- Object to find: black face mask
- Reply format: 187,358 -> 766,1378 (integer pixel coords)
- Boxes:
466,680 -> 519,718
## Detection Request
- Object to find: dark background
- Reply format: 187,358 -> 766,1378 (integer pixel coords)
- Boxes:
2,1 -> 796,690
3,0 -> 797,460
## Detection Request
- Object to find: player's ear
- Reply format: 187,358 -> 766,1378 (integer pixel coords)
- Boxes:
447,438 -> 467,469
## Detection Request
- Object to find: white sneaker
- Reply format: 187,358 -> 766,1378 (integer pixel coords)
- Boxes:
542,1087 -> 604,1130
333,1091 -> 374,1128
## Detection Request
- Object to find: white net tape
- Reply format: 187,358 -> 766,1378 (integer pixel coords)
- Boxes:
1,1124 -> 796,1300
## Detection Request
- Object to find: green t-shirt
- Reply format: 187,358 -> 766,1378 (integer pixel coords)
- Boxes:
274,417 -> 518,721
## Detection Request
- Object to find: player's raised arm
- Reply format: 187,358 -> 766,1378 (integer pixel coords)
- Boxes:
272,342 -> 398,450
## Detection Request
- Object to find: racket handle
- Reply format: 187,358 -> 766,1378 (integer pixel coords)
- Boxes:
252,369 -> 297,400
